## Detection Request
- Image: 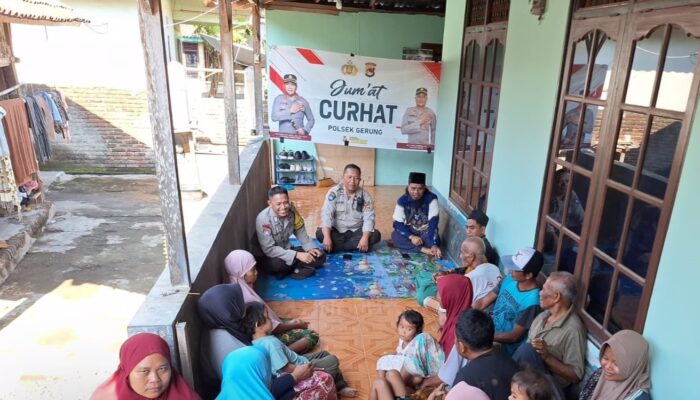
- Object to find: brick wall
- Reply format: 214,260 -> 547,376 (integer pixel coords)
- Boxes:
37,85 -> 155,173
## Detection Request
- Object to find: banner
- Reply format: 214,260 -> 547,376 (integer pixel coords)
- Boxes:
268,46 -> 441,151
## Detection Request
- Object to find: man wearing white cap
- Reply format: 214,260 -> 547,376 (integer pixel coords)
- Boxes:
473,247 -> 544,356
430,247 -> 545,390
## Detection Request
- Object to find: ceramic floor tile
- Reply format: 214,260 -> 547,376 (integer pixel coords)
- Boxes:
318,333 -> 364,354
358,314 -> 404,335
268,300 -> 319,320
342,371 -> 373,398
317,316 -> 362,336
318,299 -> 359,318
292,297 -> 446,397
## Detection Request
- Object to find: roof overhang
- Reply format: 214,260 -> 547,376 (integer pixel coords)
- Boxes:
0,0 -> 89,26
200,33 -> 255,66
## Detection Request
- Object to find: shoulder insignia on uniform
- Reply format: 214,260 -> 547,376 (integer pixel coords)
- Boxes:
328,192 -> 336,201
293,212 -> 305,231
262,224 -> 272,235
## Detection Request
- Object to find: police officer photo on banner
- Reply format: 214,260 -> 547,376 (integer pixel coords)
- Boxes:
271,73 -> 315,139
398,87 -> 437,150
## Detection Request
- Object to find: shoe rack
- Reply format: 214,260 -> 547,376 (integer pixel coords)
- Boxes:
275,149 -> 317,186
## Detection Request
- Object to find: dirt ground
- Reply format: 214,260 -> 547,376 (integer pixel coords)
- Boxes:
0,174 -> 166,399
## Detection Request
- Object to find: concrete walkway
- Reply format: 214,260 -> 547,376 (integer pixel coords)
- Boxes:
0,174 -> 166,400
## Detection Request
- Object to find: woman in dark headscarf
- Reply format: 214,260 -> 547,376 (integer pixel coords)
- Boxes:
90,332 -> 200,400
197,283 -> 251,344
197,283 -> 252,391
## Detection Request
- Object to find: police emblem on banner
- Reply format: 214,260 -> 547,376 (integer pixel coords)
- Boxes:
365,62 -> 376,77
341,60 -> 358,76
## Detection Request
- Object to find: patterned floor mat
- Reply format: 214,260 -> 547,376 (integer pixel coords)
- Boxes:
256,241 -> 455,301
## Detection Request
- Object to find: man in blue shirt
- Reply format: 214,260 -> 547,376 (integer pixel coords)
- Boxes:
390,172 -> 441,258
474,247 -> 543,356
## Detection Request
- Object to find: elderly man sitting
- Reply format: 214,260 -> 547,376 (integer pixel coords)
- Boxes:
513,271 -> 587,397
417,237 -> 501,313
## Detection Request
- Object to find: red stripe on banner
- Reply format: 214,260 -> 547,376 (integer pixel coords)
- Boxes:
270,67 -> 286,93
421,62 -> 441,82
297,48 -> 324,65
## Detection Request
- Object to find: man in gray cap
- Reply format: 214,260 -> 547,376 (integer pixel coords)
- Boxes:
271,74 -> 315,135
400,87 -> 437,145
315,163 -> 380,253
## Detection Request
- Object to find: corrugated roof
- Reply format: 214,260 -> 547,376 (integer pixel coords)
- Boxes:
0,0 -> 89,26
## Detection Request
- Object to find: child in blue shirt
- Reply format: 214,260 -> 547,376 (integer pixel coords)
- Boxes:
244,301 -> 359,398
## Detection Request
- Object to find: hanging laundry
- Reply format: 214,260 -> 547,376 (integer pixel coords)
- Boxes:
53,91 -> 70,142
0,98 -> 38,186
24,95 -> 52,163
35,96 -> 56,140
0,106 -> 20,212
39,91 -> 70,141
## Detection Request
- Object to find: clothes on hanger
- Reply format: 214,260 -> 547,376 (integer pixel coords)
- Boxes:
0,98 -> 39,186
39,91 -> 70,141
0,106 -> 20,212
24,95 -> 52,163
36,96 -> 56,140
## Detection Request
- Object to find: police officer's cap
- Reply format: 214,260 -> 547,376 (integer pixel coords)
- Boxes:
416,87 -> 428,96
284,74 -> 297,84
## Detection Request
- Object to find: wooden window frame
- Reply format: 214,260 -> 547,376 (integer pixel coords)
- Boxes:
449,1 -> 509,214
537,0 -> 700,342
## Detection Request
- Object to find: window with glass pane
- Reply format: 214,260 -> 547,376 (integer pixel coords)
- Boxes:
537,3 -> 700,341
449,1 -> 508,214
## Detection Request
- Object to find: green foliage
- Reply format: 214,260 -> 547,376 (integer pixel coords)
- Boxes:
193,21 -> 251,45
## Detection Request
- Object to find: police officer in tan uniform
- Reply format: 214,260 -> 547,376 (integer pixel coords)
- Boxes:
271,74 -> 315,134
254,186 -> 326,280
401,87 -> 437,145
315,164 -> 381,253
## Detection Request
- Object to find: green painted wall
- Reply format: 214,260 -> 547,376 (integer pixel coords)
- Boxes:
643,97 -> 700,399
266,10 -> 444,185
432,0 -> 570,253
483,0 -> 571,255
432,0 -> 467,196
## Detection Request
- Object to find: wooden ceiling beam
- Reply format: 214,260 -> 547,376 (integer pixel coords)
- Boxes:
264,1 -> 444,16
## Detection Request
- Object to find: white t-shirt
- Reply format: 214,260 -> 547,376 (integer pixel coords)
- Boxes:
466,263 -> 502,302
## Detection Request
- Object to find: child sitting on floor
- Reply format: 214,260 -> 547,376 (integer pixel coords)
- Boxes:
376,310 -> 424,376
244,301 -> 359,398
374,310 -> 445,399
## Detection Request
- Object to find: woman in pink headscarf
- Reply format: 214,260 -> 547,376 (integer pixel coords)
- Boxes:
91,332 -> 201,400
225,249 -> 320,353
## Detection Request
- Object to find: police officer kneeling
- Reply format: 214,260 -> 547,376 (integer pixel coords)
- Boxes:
254,186 -> 326,280
315,163 -> 381,253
